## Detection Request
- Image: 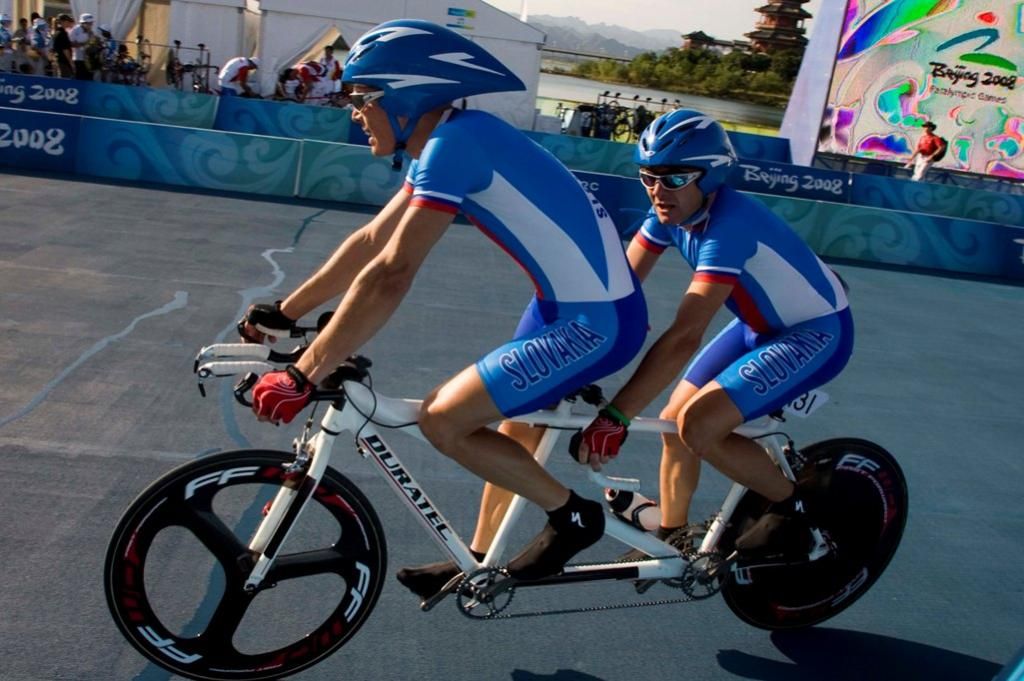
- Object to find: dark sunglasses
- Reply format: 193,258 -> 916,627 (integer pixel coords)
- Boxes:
349,90 -> 384,110
638,168 -> 702,191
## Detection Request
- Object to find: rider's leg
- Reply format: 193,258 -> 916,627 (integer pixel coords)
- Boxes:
417,367 -> 604,580
471,421 -> 547,552
396,422 -> 545,600
418,366 -> 569,510
677,381 -> 794,503
657,379 -> 702,529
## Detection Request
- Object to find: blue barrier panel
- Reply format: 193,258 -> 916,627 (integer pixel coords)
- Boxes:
82,82 -> 218,129
0,106 -> 80,173
0,73 -> 85,114
0,72 -> 218,128
733,159 -> 851,203
850,173 -> 1024,227
524,130 -> 636,175
758,195 -> 1024,281
76,118 -> 300,197
214,96 -> 350,143
297,140 -> 403,205
730,129 -> 791,164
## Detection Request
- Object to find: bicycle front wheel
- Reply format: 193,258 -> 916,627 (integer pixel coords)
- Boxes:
105,449 -> 387,680
720,438 -> 908,630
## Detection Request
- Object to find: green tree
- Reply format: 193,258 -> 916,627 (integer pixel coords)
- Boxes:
567,45 -> 803,107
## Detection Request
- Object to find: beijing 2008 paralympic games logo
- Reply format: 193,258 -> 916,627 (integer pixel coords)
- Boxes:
928,11 -> 1019,96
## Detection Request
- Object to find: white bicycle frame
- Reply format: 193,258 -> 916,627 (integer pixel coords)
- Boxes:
196,343 -> 825,593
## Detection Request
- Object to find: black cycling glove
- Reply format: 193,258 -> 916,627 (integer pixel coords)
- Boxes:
237,300 -> 296,342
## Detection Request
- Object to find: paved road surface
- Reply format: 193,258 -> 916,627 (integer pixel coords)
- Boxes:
1,171 -> 1020,680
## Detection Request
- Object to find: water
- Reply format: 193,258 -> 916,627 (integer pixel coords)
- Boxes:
536,72 -> 784,130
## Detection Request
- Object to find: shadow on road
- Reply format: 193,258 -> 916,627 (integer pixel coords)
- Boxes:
718,627 -> 1002,680
512,670 -> 606,681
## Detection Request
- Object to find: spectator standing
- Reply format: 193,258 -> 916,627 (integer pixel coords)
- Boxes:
69,13 -> 95,80
905,122 -> 947,182
97,25 -> 118,82
0,14 -> 13,72
113,43 -> 140,84
11,17 -> 28,71
318,44 -> 342,92
51,15 -> 72,78
218,56 -> 258,96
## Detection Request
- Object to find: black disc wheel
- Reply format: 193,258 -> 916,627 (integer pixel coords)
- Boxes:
105,449 -> 387,680
720,438 -> 908,630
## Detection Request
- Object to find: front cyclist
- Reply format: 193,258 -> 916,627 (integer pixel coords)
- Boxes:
572,110 -> 853,558
239,20 -> 647,592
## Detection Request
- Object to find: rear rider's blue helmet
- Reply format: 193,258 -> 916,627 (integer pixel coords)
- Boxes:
635,109 -> 738,195
343,19 -> 525,153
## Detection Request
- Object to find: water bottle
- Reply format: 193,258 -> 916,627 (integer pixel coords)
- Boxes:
605,488 -> 660,531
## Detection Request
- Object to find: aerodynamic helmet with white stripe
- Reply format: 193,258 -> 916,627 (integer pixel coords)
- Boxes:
635,109 -> 738,195
343,19 -> 525,146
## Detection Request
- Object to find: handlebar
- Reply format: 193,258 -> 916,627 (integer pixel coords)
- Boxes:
194,338 -> 372,407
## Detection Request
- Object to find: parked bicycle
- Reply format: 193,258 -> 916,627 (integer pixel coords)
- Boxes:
105,321 -> 907,680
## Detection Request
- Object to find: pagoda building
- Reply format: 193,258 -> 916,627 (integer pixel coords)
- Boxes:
744,0 -> 812,54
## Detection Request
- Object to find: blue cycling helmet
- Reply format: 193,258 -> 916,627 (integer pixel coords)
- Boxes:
635,109 -> 738,195
344,19 -> 525,157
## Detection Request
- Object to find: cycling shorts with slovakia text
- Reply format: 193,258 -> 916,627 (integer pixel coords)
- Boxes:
477,287 -> 647,418
684,309 -> 853,421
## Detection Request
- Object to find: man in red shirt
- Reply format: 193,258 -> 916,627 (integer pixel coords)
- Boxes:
905,122 -> 946,182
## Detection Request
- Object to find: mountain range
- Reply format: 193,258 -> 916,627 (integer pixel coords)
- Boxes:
528,14 -> 682,58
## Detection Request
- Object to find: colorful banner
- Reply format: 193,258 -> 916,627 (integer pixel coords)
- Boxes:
819,0 -> 1024,180
0,107 -> 80,173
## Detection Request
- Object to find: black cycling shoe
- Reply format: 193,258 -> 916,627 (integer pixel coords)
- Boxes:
507,491 -> 605,581
396,549 -> 486,601
396,560 -> 461,601
735,495 -> 814,560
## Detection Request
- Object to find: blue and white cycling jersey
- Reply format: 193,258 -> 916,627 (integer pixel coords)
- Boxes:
635,185 -> 848,333
404,109 -> 636,305
400,109 -> 646,416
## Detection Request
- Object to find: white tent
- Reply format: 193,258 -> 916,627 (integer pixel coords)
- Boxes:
169,0 -> 259,82
256,0 -> 545,129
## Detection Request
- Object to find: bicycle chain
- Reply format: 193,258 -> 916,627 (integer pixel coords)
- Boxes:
455,550 -> 725,620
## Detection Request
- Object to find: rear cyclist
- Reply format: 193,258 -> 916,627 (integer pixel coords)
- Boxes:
573,109 -> 853,558
238,20 -> 647,597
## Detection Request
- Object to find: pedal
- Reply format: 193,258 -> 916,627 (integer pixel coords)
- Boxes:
418,573 -> 464,612
808,527 -> 832,561
633,578 -> 657,594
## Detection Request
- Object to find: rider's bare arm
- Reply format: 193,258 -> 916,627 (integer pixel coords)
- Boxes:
280,189 -> 412,320
610,278 -> 733,418
626,237 -> 662,283
295,205 -> 455,383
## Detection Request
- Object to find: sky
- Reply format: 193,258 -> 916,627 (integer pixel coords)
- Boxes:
484,0 -> 826,42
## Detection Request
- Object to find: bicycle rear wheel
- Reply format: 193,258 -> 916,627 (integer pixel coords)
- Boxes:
105,449 -> 387,680
719,438 -> 907,630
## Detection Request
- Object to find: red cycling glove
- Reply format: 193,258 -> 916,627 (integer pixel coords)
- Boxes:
570,407 -> 630,464
252,366 -> 312,424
